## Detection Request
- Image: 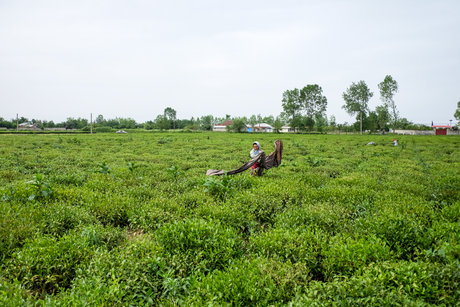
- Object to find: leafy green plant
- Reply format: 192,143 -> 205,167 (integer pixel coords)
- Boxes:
167,165 -> 182,181
306,156 -> 323,166
158,137 -> 172,144
96,162 -> 112,174
127,161 -> 137,172
26,174 -> 53,201
202,176 -> 235,201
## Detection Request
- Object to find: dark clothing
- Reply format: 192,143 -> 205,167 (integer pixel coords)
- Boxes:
206,140 -> 283,176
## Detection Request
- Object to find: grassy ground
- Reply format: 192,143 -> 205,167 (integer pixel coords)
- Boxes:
0,132 -> 459,305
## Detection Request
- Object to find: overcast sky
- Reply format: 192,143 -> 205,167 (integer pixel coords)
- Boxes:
1,0 -> 459,124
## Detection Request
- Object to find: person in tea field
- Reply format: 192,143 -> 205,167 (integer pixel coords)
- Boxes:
250,141 -> 263,176
206,139 -> 283,176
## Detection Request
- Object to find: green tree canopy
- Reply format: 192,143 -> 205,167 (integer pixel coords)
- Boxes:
229,118 -> 246,133
164,107 -> 177,129
301,84 -> 328,118
342,80 -> 373,134
375,105 -> 390,132
378,75 -> 399,130
282,84 -> 328,132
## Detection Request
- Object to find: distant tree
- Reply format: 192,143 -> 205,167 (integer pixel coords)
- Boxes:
0,117 -> 14,128
375,105 -> 390,132
314,114 -> 328,133
378,75 -> 399,130
282,84 -> 327,132
262,115 -> 274,125
282,88 -> 303,128
17,117 -> 29,124
164,107 -> 177,129
248,115 -> 257,132
144,120 -> 154,130
95,114 -> 105,125
329,115 -> 337,132
302,84 -> 328,119
200,115 -> 214,131
290,115 -> 304,132
395,117 -> 413,129
342,80 -> 373,134
455,101 -> 460,125
154,115 -> 170,130
363,112 -> 378,133
304,116 -> 315,132
42,120 -> 56,129
64,117 -> 88,130
229,118 -> 246,133
118,118 -> 136,129
272,116 -> 284,133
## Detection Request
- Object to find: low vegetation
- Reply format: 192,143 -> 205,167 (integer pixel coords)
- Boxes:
0,132 -> 458,305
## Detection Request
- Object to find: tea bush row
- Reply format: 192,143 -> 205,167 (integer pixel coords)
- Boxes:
0,133 -> 458,305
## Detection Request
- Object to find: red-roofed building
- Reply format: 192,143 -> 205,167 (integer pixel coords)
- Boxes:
432,125 -> 452,135
213,120 -> 233,132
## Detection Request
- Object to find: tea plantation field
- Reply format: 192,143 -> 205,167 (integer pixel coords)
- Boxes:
0,132 -> 459,305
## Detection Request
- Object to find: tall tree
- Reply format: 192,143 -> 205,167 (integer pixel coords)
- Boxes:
301,84 -> 328,119
164,107 -> 177,129
154,115 -> 170,130
329,115 -> 337,132
199,115 -> 214,131
375,105 -> 390,132
272,116 -> 284,133
95,114 -> 105,124
282,88 -> 302,130
378,75 -> 399,131
342,80 -> 373,134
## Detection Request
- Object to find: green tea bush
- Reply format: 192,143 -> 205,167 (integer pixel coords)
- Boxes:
184,257 -> 310,306
362,261 -> 459,304
231,188 -> 296,227
356,211 -> 433,260
94,127 -> 112,133
3,234 -> 93,296
50,172 -> 88,186
37,203 -> 98,237
86,192 -> 131,227
292,260 -> 459,306
249,227 -> 326,280
0,278 -> 33,307
128,202 -> 176,232
0,202 -> 41,261
2,225 -> 125,296
155,219 -> 244,276
322,234 -> 393,279
197,201 -> 259,238
59,236 -> 168,305
274,204 -> 344,235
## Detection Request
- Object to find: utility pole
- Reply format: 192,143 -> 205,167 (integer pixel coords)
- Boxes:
16,114 -> 19,131
90,113 -> 93,134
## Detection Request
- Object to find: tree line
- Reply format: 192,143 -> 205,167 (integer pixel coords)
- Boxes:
2,75 -> 455,133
